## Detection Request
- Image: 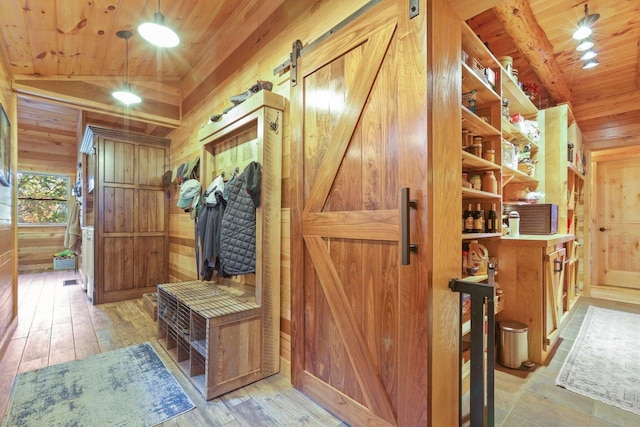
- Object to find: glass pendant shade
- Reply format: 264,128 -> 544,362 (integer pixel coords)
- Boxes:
580,49 -> 598,61
138,12 -> 179,47
576,38 -> 595,52
113,82 -> 142,105
582,59 -> 599,69
572,26 -> 592,40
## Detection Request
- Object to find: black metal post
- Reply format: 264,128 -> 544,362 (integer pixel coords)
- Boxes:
449,276 -> 496,427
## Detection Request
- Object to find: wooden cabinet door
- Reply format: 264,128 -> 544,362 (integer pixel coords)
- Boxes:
290,2 -> 429,426
95,132 -> 168,304
543,247 -> 566,350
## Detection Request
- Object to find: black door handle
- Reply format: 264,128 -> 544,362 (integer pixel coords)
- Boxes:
401,188 -> 418,265
599,227 -> 609,232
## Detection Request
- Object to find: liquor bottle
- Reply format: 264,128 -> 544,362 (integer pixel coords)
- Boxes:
486,203 -> 498,233
463,203 -> 474,233
473,203 -> 484,233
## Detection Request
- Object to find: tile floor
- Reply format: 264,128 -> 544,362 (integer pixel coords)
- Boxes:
494,297 -> 640,427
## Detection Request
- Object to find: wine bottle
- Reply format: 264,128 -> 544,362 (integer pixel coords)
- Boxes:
486,203 -> 498,233
473,203 -> 484,233
463,203 -> 474,233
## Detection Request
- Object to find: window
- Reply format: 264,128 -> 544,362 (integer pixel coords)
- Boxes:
17,172 -> 70,224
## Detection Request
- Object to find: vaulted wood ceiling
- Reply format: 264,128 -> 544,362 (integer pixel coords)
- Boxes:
1,0 -> 639,157
468,0 -> 640,151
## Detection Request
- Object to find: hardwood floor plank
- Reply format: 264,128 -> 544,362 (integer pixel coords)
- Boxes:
21,329 -> 50,362
1,272 -> 345,426
18,356 -> 48,373
48,347 -> 76,366
0,337 -> 26,375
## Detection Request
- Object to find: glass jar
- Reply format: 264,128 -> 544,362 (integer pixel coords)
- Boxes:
482,171 -> 498,194
483,149 -> 495,163
469,174 -> 482,190
502,98 -> 510,119
462,172 -> 473,188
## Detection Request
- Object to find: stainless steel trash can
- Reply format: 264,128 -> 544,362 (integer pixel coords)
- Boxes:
499,321 -> 529,369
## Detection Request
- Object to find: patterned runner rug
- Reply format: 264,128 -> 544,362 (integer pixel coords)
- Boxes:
556,306 -> 640,415
3,342 -> 194,426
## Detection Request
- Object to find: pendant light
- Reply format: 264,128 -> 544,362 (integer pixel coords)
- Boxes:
576,37 -> 595,52
582,58 -> 599,69
580,49 -> 598,61
572,4 -> 599,40
138,0 -> 180,48
112,31 -> 142,105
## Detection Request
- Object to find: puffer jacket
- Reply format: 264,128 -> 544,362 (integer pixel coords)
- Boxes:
219,162 -> 261,275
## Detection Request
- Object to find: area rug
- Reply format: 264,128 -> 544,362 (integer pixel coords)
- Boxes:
556,306 -> 640,415
3,342 -> 195,427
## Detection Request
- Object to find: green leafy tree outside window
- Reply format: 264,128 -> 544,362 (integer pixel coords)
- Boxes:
18,172 -> 69,224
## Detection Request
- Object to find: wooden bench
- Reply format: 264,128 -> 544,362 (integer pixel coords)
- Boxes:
157,91 -> 285,399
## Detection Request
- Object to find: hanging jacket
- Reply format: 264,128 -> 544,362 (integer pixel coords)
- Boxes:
198,192 -> 226,280
219,162 -> 261,275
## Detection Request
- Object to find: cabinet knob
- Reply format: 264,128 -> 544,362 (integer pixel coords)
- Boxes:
599,227 -> 609,232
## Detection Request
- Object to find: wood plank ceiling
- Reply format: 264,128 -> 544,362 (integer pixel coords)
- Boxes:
468,0 -> 640,151
0,0 -> 639,156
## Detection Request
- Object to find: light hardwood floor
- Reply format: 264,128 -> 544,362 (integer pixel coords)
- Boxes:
2,272 -> 640,426
0,271 -> 346,426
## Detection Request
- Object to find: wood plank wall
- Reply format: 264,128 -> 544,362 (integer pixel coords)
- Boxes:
166,0 -> 370,379
17,226 -> 68,273
15,97 -> 78,273
0,50 -> 17,358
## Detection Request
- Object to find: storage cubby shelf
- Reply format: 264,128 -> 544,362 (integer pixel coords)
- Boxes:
462,106 -> 501,137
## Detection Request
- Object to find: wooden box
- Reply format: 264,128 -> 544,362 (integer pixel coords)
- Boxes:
504,204 -> 558,235
142,292 -> 157,321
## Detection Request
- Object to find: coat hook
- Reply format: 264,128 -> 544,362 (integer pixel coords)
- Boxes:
269,112 -> 280,134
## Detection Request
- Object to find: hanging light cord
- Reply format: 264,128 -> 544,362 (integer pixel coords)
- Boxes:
125,37 -> 130,86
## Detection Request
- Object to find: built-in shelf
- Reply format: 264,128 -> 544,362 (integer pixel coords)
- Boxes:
462,106 -> 501,137
568,163 -> 584,181
462,187 -> 502,199
501,69 -> 538,118
462,63 -> 501,105
502,118 -> 540,152
461,274 -> 489,283
502,165 -> 539,186
462,233 -> 501,240
462,150 -> 500,170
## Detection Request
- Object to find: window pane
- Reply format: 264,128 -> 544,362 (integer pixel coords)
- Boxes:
17,172 -> 69,224
18,200 -> 69,224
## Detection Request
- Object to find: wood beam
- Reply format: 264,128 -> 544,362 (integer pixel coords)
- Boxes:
13,82 -> 180,129
12,74 -> 181,83
493,0 -> 572,104
587,137 -> 640,153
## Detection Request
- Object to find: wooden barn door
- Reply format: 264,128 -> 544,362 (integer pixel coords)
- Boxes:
290,2 -> 429,426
